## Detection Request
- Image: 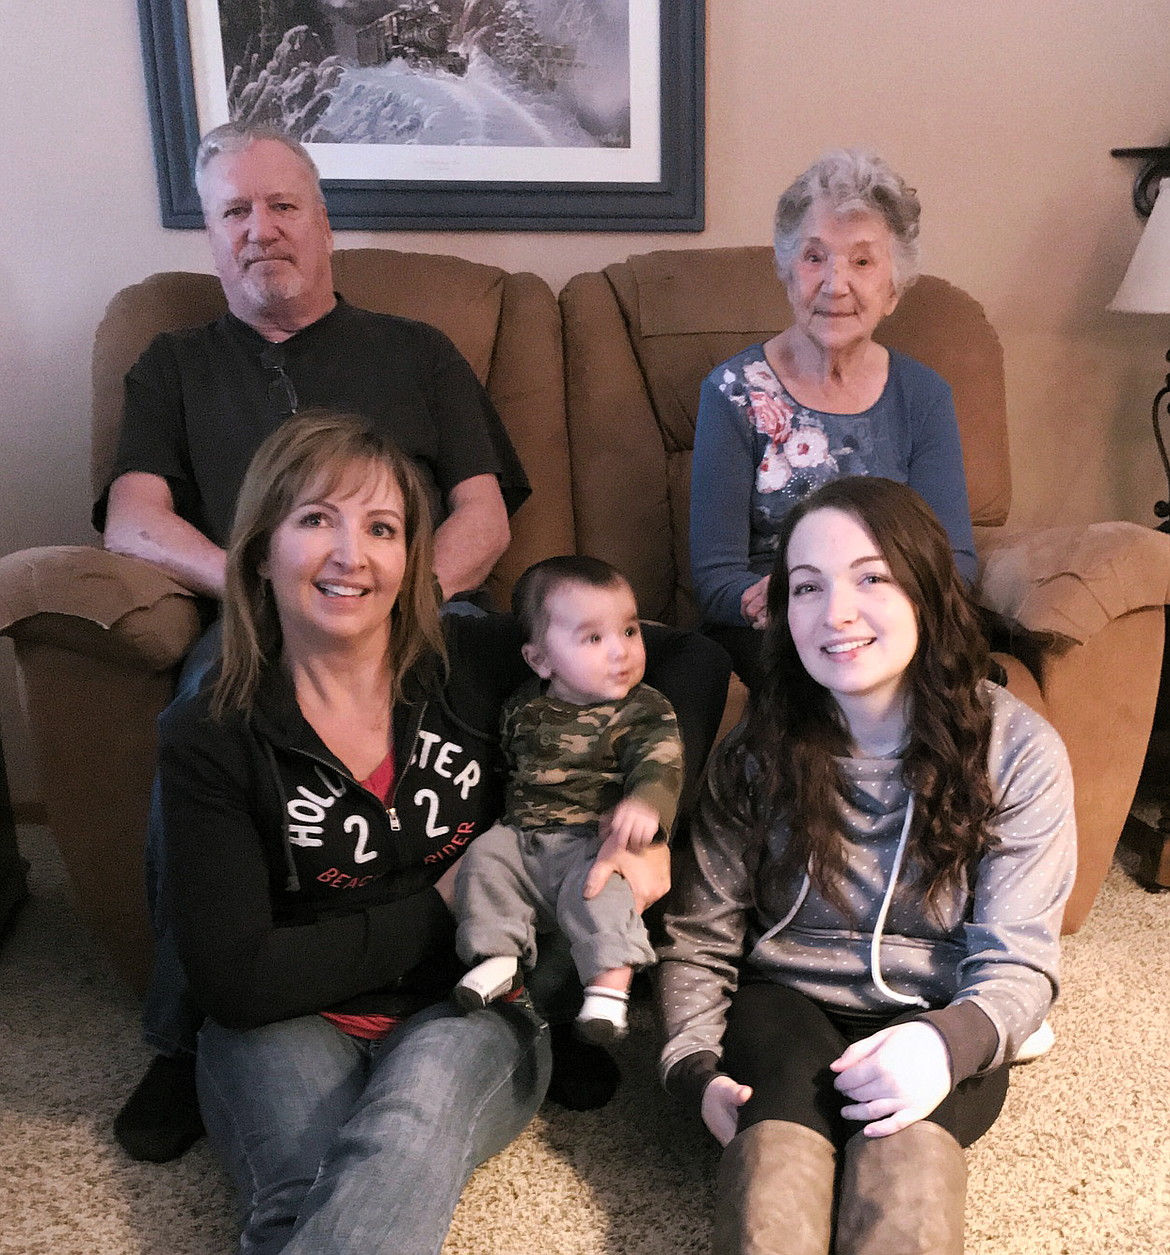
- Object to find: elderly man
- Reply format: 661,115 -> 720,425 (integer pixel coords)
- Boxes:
99,122 -> 527,599
102,122 -> 529,1163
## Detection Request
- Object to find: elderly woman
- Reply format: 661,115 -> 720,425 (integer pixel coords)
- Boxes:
157,411 -> 728,1255
690,149 -> 977,692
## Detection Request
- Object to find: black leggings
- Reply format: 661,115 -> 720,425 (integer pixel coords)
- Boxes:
722,982 -> 1009,1149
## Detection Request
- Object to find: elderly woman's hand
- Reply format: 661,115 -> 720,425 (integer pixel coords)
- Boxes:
740,576 -> 771,630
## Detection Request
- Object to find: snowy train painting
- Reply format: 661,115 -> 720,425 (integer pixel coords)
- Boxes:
141,0 -> 704,228
214,0 -> 630,149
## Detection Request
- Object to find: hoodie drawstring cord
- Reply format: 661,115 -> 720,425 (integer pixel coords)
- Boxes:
751,794 -> 931,1011
869,794 -> 931,1009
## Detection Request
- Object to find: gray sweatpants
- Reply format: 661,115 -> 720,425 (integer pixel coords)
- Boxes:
454,822 -> 656,985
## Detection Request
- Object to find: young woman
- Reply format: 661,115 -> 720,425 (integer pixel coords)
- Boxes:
156,410 -> 729,1255
659,476 -> 1075,1255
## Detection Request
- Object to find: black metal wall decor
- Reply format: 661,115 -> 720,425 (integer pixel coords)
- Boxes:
1111,143 -> 1170,217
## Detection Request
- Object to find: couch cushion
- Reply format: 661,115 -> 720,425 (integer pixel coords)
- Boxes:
331,248 -> 506,383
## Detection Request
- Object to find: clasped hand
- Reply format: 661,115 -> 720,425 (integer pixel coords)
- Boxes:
831,1021 -> 952,1138
583,799 -> 670,909
740,576 -> 770,630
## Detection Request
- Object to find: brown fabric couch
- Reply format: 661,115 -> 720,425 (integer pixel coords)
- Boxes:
2,243 -> 1168,990
0,249 -> 571,991
561,245 -> 1170,933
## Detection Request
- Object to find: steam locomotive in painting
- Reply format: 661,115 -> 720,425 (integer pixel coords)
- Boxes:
356,4 -> 469,75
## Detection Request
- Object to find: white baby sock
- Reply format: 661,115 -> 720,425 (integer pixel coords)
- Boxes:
575,985 -> 630,1043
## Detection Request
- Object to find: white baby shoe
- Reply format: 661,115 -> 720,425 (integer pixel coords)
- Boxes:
455,956 -> 521,1011
574,986 -> 630,1044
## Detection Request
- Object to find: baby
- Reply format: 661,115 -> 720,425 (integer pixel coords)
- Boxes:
453,556 -> 684,1042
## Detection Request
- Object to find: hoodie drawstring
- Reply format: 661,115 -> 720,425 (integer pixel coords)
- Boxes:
753,873 -> 811,951
752,794 -> 931,1011
869,795 -> 930,1009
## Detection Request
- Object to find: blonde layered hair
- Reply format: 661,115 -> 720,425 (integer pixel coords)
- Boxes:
211,410 -> 446,717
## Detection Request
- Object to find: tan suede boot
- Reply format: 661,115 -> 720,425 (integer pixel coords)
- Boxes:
711,1120 -> 836,1255
835,1123 -> 967,1255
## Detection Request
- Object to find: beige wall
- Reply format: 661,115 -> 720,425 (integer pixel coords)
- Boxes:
2,0 -> 1169,809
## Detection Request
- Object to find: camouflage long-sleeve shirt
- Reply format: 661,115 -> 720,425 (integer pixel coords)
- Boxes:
503,678 -> 684,837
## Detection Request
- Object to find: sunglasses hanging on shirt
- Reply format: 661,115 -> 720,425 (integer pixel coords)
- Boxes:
259,345 -> 299,417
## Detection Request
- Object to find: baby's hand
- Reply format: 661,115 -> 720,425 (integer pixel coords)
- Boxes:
601,797 -> 661,852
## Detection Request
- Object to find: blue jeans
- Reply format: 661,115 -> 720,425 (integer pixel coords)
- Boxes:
197,995 -> 551,1255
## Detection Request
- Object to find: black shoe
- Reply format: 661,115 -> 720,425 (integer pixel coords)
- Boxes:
114,1054 -> 205,1162
545,1021 -> 620,1111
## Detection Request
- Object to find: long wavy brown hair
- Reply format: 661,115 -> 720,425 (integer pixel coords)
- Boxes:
717,476 -> 998,917
211,410 -> 447,718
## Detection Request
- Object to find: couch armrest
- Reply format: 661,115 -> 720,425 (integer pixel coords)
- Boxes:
0,546 -> 202,672
976,522 -> 1170,643
0,546 -> 201,990
976,523 -> 1170,932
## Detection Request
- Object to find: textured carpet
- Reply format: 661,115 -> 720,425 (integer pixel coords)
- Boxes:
1,823 -> 1167,1254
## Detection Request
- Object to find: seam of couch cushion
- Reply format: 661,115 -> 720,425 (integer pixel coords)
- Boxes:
627,248 -> 786,337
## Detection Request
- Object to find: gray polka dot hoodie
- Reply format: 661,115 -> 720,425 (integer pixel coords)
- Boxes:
659,684 -> 1076,1095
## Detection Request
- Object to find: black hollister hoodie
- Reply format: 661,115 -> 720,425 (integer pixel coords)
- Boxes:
158,615 -> 528,1031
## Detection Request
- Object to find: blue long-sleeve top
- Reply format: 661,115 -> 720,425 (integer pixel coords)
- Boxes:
690,346 -> 978,625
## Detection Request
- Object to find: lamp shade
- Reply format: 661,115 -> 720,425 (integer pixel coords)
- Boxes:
1110,178 -> 1170,313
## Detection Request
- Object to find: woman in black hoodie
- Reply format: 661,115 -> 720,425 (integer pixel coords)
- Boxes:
159,410 -> 726,1255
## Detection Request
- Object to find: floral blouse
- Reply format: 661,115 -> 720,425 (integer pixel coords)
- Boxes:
689,345 -> 977,626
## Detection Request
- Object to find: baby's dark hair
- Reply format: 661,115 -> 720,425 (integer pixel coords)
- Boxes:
511,555 -> 633,644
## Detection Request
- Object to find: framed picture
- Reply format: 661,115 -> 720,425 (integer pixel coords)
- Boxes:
138,1 -> 704,231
